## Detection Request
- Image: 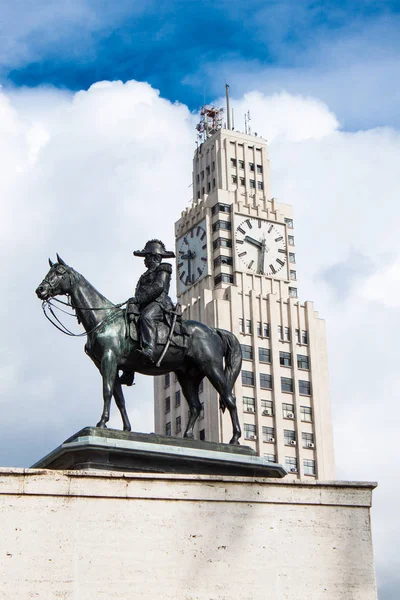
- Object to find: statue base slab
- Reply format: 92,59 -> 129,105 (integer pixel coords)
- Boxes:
31,427 -> 287,477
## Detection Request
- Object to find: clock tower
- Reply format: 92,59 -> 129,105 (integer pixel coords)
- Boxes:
154,104 -> 336,481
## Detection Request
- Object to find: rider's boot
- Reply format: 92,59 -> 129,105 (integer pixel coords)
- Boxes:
137,344 -> 155,365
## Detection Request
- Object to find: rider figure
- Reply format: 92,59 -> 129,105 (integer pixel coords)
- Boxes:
127,239 -> 175,365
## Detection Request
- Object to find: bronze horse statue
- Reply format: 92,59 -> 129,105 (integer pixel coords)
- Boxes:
36,256 -> 242,444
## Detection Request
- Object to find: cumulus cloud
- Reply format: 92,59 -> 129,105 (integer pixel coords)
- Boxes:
0,82 -> 398,596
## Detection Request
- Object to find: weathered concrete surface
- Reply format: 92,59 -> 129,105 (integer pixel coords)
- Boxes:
0,469 -> 377,600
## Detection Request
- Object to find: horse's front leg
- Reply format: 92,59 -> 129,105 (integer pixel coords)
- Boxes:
113,378 -> 131,431
97,350 -> 118,429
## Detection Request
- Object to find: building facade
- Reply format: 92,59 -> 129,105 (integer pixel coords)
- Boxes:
154,118 -> 335,480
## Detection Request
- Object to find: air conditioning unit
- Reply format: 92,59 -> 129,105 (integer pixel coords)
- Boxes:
249,435 -> 257,440
247,407 -> 255,413
307,442 -> 315,449
289,440 -> 296,446
268,437 -> 275,443
290,468 -> 297,473
262,409 -> 271,416
286,412 -> 294,419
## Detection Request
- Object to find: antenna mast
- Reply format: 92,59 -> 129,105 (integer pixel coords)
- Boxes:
225,84 -> 231,130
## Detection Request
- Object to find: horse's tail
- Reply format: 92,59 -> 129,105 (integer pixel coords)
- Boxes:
216,329 -> 242,412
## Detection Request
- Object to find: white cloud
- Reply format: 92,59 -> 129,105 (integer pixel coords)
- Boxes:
0,82 -> 398,596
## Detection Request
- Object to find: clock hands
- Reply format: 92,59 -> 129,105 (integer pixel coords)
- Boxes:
244,235 -> 262,249
181,250 -> 196,283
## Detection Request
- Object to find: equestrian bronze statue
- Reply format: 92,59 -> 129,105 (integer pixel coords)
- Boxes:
35,248 -> 242,444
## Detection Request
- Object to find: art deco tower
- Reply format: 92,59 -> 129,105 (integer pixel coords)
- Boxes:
154,102 -> 335,480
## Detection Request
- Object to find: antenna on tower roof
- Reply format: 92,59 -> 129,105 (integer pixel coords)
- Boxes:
225,84 -> 231,130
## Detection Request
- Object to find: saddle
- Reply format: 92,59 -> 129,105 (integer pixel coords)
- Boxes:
125,310 -> 188,350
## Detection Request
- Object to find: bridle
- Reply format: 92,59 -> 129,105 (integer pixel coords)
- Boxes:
40,267 -> 127,338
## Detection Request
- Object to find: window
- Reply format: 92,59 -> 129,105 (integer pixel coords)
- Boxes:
175,390 -> 181,406
207,182 -> 211,193
285,457 -> 298,473
206,165 -> 210,175
264,453 -> 276,463
214,255 -> 233,268
300,406 -> 313,422
242,370 -> 254,386
295,329 -> 300,343
213,237 -> 232,250
212,161 -> 215,171
285,218 -> 293,229
212,203 -> 231,215
284,429 -> 296,445
288,235 -> 295,246
197,191 -> 200,199
176,416 -> 181,434
297,354 -> 309,370
299,380 -> 311,396
259,347 -> 271,363
239,318 -> 244,333
289,252 -> 296,263
199,429 -> 205,440
262,426 -> 275,443
245,319 -> 252,334
284,327 -> 291,341
165,396 -> 171,413
257,181 -> 264,190
278,325 -> 283,340
281,377 -> 293,393
249,162 -> 255,172
280,351 -> 292,367
214,274 -> 233,285
201,170 -> 204,180
165,422 -> 171,436
304,459 -> 316,476
283,403 -> 295,418
196,174 -> 200,183
243,396 -> 255,412
302,330 -> 308,344
260,373 -> 272,389
289,287 -> 298,298
202,187 -> 205,195
302,432 -> 314,448
261,399 -> 273,415
263,323 -> 269,337
249,179 -> 255,189
241,344 -> 253,360
165,373 -> 170,387
256,164 -> 263,174
212,178 -> 216,189
290,270 -> 297,280
244,423 -> 257,440
231,158 -> 237,167
212,220 -> 231,233
239,177 -> 245,186
238,160 -> 244,169
231,175 -> 237,184
257,321 -> 262,336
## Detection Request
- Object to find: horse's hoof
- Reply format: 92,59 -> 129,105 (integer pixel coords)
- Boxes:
229,438 -> 240,445
183,432 -> 194,440
96,422 -> 107,429
123,425 -> 132,432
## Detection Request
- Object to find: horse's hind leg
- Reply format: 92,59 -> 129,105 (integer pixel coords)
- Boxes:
113,379 -> 131,432
203,362 -> 241,445
176,370 -> 204,440
97,350 -> 118,429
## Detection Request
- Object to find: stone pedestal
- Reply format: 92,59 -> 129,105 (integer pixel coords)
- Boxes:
31,427 -> 287,478
0,468 -> 377,600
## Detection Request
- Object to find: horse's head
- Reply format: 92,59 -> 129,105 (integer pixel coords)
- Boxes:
36,254 -> 75,300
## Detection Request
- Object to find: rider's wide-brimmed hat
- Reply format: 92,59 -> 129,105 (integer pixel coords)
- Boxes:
133,239 -> 175,258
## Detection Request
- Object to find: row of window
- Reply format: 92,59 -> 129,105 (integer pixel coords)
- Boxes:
197,180 -> 216,198
214,273 -> 234,285
164,374 -> 204,390
242,397 -> 312,421
230,158 -> 263,173
244,424 -> 314,446
241,345 -> 309,369
239,320 -> 308,344
165,420 -> 206,440
214,255 -> 233,268
242,370 -> 311,395
211,202 -> 231,216
196,162 -> 216,182
231,175 -> 264,190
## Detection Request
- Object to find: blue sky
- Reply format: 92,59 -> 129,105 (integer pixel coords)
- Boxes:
2,0 -> 400,129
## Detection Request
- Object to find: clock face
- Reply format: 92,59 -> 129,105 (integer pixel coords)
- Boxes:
235,217 -> 287,277
177,220 -> 208,293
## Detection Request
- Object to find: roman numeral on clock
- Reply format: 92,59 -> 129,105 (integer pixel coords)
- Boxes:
275,237 -> 283,242
197,267 -> 202,276
246,219 -> 252,229
277,258 -> 285,267
278,249 -> 286,253
270,264 -> 276,274
236,239 -> 244,244
200,232 -> 206,241
237,227 -> 245,235
268,224 -> 273,233
238,251 -> 247,257
248,260 -> 254,269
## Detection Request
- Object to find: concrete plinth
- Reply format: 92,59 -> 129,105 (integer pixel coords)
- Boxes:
0,468 -> 377,600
